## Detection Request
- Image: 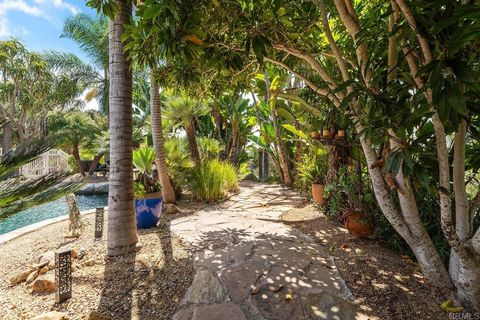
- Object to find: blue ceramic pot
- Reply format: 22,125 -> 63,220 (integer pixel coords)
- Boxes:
135,192 -> 163,229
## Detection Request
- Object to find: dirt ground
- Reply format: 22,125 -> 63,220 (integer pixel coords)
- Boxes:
0,206 -> 197,320
282,204 -> 448,320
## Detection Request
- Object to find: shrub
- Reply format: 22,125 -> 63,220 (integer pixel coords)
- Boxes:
190,159 -> 239,202
164,138 -> 195,195
197,137 -> 223,160
295,145 -> 328,194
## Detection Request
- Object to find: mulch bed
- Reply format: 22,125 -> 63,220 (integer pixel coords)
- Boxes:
283,205 -> 447,320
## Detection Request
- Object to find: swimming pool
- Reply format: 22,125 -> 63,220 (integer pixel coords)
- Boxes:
0,194 -> 108,235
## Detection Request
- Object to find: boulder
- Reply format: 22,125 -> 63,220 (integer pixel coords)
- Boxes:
38,251 -> 56,268
26,270 -> 39,284
10,267 -> 36,285
39,266 -> 49,275
84,311 -> 111,320
164,203 -> 180,214
31,275 -> 56,294
31,311 -> 69,320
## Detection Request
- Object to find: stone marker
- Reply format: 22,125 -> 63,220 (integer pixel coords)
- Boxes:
66,193 -> 83,238
55,248 -> 72,303
94,208 -> 104,239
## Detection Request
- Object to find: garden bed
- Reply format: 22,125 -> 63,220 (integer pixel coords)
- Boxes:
283,205 -> 447,320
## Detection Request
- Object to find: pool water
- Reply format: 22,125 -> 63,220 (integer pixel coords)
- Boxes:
0,194 -> 108,235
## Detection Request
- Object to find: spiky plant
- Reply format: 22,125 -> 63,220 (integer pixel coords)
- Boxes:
0,134 -> 84,219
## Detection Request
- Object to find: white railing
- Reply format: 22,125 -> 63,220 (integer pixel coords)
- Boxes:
19,149 -> 69,178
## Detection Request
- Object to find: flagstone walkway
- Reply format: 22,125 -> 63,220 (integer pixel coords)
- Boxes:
171,182 -> 368,320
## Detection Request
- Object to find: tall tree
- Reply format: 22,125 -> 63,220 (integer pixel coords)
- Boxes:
106,0 -> 137,256
150,72 -> 176,203
163,93 -> 207,165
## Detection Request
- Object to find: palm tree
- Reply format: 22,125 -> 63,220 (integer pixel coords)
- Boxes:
48,111 -> 101,176
61,13 -> 109,114
150,72 -> 176,203
163,93 -> 208,165
106,1 -> 137,256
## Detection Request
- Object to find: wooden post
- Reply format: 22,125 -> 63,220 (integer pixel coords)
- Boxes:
95,207 -> 104,239
55,248 -> 72,303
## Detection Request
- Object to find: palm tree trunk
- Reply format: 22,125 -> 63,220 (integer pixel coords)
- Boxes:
72,144 -> 85,176
150,72 -> 176,204
88,152 -> 104,175
185,123 -> 201,165
107,1 -> 137,256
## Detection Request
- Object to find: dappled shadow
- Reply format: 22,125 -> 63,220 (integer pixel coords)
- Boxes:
175,226 -> 372,319
96,248 -> 137,319
93,212 -> 195,319
286,211 -> 447,320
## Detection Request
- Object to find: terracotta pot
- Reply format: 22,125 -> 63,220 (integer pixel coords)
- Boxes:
322,129 -> 330,137
343,211 -> 373,238
310,131 -> 320,139
311,183 -> 325,206
337,129 -> 345,137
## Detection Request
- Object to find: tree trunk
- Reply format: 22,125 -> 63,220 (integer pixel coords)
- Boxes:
450,119 -> 480,311
72,144 -> 85,176
88,152 -> 104,175
150,72 -> 176,204
2,99 -> 15,154
107,0 -> 138,256
185,123 -> 200,165
355,120 -> 452,288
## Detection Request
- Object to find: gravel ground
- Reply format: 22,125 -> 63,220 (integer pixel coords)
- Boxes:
0,205 -> 196,320
283,204 -> 447,320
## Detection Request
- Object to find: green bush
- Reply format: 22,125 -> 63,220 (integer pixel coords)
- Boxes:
197,136 -> 223,160
164,138 -> 195,195
295,145 -> 328,194
190,159 -> 239,202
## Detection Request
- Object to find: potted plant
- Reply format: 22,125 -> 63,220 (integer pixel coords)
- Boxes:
337,167 -> 374,237
311,156 -> 327,206
133,146 -> 163,229
301,146 -> 328,206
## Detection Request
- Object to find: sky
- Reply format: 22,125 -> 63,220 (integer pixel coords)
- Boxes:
0,0 -> 99,108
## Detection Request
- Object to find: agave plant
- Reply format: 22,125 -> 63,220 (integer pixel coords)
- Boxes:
133,146 -> 160,197
0,135 -> 84,218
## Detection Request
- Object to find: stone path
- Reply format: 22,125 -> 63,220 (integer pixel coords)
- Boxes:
171,182 -> 367,320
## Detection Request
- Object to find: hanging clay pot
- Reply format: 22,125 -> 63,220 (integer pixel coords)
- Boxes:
310,131 -> 321,139
322,129 -> 330,137
338,129 -> 345,137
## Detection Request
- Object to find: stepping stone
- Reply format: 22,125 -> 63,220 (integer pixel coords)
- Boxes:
300,290 -> 366,320
251,285 -> 305,319
186,269 -> 226,304
194,302 -> 247,320
221,260 -> 265,303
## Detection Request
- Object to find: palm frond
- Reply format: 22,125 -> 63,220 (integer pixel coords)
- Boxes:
0,119 -> 8,129
43,50 -> 101,84
0,174 -> 85,219
0,173 -> 80,208
61,13 -> 109,70
0,137 -> 55,177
